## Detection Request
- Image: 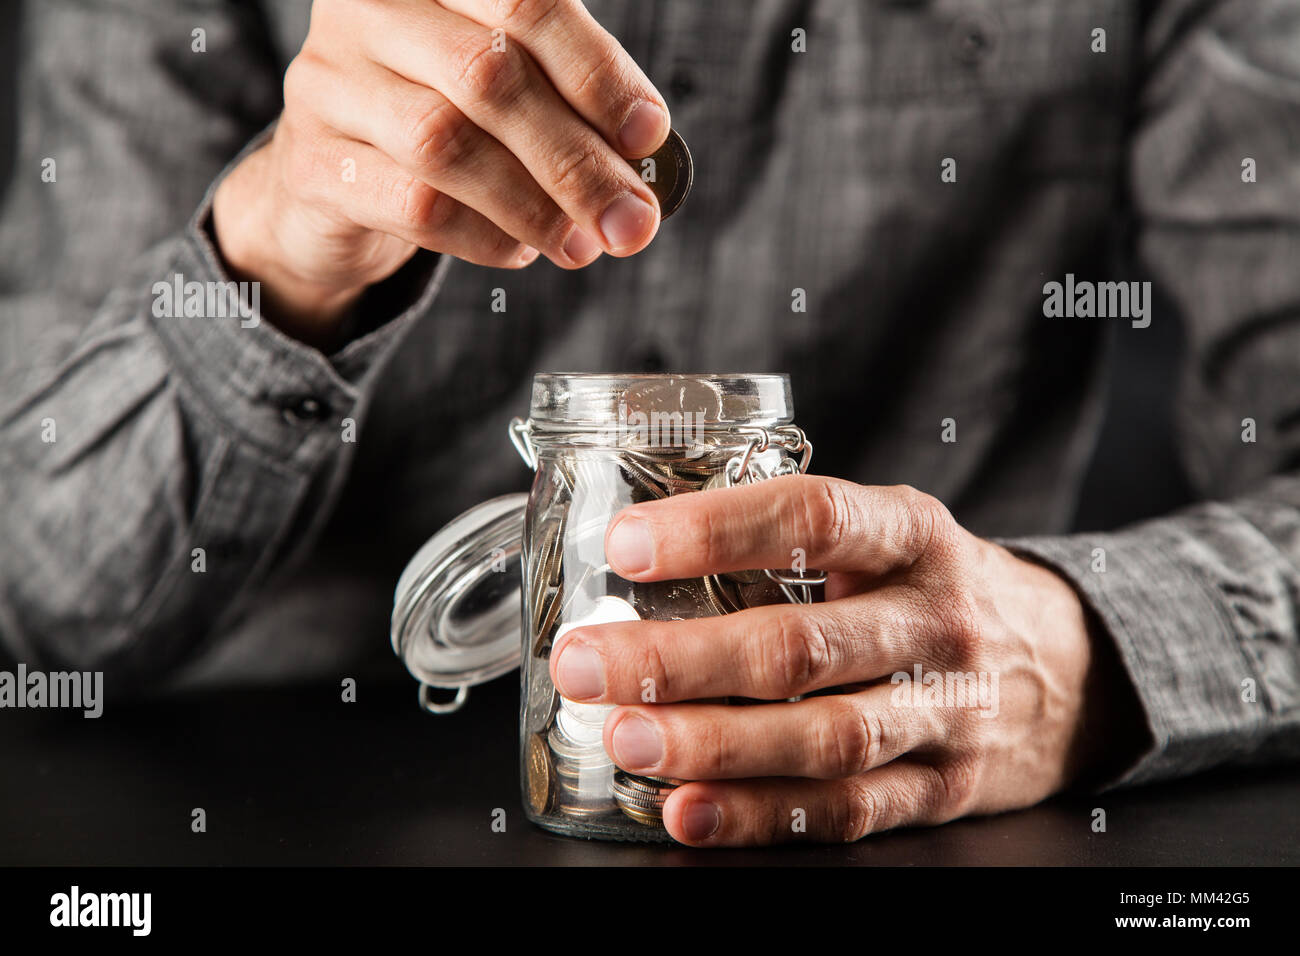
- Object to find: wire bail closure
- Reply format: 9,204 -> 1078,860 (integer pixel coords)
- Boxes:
723,426 -> 826,604
509,416 -> 538,472
510,418 -> 825,605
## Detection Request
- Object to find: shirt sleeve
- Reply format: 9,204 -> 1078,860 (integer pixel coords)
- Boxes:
0,1 -> 446,687
999,0 -> 1300,787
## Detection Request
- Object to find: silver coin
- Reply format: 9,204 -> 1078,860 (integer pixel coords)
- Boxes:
526,670 -> 559,730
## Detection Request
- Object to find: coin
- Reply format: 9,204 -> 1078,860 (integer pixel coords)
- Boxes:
555,699 -> 612,746
630,578 -> 710,622
612,770 -> 682,825
529,516 -> 564,641
526,670 -> 558,730
532,585 -> 562,658
630,128 -> 693,219
559,801 -> 617,820
548,720 -> 613,768
621,454 -> 692,496
703,573 -> 743,616
620,461 -> 668,502
618,803 -> 664,826
526,732 -> 555,815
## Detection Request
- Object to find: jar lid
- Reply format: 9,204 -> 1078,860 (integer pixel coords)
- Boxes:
391,494 -> 528,713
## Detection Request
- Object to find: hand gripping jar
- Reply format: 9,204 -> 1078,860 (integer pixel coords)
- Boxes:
391,373 -> 822,841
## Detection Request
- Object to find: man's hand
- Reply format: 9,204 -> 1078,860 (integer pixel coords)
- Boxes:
213,0 -> 668,345
549,475 -> 1133,846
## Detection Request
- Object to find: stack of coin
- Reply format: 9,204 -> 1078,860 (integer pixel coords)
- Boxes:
542,596 -> 644,819
612,771 -> 685,826
548,719 -> 615,817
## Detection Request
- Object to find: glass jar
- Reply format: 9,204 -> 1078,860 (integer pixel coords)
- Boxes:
392,373 -> 821,842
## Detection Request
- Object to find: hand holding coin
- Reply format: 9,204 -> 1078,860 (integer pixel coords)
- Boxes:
212,0 -> 684,345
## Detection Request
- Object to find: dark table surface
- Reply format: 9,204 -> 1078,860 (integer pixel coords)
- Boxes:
2,669 -> 1296,866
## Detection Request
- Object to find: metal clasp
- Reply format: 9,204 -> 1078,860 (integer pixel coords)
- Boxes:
509,417 -> 538,472
724,425 -> 824,604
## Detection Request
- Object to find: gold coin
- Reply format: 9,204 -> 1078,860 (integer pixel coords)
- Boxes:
526,732 -> 555,815
618,803 -> 665,826
629,128 -> 693,220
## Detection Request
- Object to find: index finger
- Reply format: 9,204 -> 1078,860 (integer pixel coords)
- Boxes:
442,0 -> 670,156
602,475 -> 952,581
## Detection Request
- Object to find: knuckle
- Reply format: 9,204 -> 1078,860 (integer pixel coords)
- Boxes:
452,35 -> 529,108
281,52 -> 321,116
821,701 -> 883,778
763,612 -> 831,697
899,486 -> 959,560
798,478 -> 856,560
934,759 -> 980,818
692,717 -> 736,778
572,42 -> 624,101
685,504 -> 720,575
395,177 -> 451,232
548,145 -> 606,199
635,633 -> 674,702
514,196 -> 569,247
935,590 -> 983,666
401,97 -> 471,173
837,780 -> 882,843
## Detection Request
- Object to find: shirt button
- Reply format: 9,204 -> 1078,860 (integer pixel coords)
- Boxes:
279,395 -> 332,425
951,15 -> 996,65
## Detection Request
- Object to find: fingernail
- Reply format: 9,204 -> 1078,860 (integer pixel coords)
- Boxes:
618,101 -> 667,156
606,516 -> 653,574
555,641 -> 604,700
682,800 -> 720,841
599,194 -> 657,252
518,245 -> 540,265
612,713 -> 662,769
563,226 -> 601,264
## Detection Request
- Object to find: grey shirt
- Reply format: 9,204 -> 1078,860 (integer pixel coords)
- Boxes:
1,0 -> 1298,789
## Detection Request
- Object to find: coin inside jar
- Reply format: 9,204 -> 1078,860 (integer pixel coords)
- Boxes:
526,732 -> 556,815
629,128 -> 693,219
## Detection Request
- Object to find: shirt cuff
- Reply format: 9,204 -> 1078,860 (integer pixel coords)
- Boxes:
997,526 -> 1267,789
145,123 -> 449,470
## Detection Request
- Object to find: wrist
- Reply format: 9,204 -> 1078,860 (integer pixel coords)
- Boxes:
1013,552 -> 1148,787
212,142 -> 366,350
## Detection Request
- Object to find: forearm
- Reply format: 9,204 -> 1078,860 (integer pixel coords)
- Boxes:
0,0 -> 446,685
